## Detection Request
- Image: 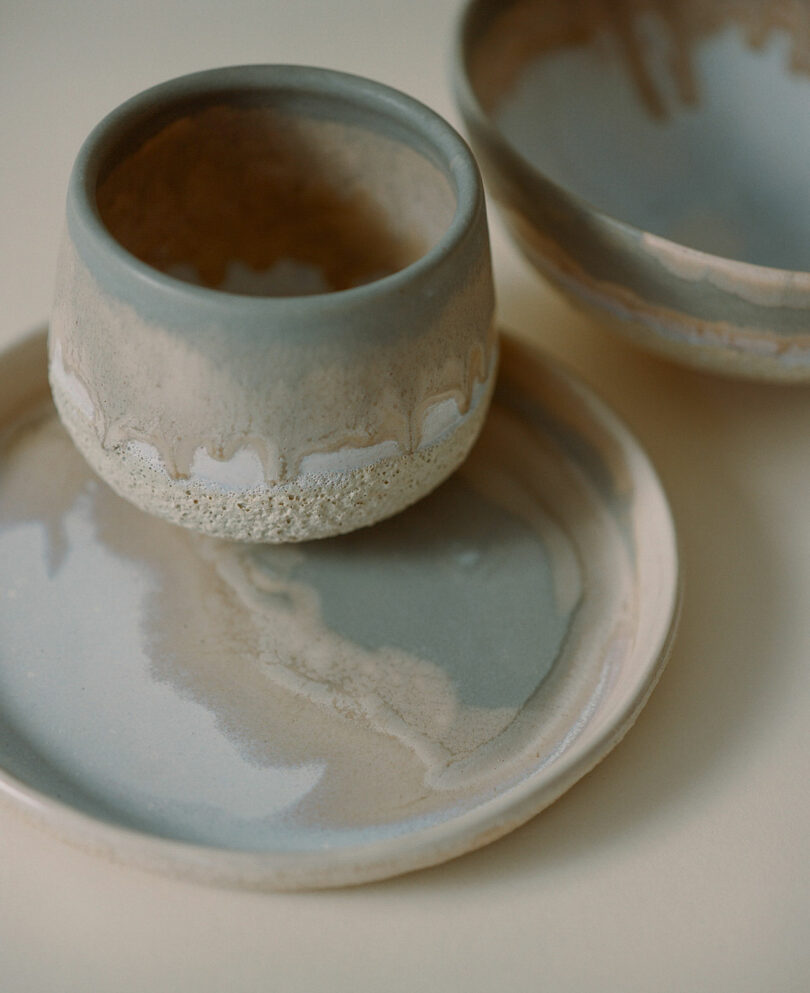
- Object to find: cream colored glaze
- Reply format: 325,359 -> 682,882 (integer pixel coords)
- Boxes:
50,338 -> 494,485
509,214 -> 810,370
49,349 -> 497,542
471,0 -> 810,117
51,237 -> 496,485
640,232 -> 810,305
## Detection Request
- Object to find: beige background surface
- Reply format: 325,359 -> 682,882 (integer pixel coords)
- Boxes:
1,1 -> 809,989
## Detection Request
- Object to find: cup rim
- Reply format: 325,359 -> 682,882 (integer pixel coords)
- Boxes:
67,63 -> 487,314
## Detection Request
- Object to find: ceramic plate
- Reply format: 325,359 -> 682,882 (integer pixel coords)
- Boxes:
0,329 -> 678,889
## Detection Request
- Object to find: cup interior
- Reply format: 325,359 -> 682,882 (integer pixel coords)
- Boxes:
466,0 -> 810,270
94,84 -> 458,296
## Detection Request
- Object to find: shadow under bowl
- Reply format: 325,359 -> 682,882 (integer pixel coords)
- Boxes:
454,0 -> 810,380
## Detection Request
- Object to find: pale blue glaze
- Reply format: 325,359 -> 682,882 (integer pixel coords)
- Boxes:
267,477 -> 568,710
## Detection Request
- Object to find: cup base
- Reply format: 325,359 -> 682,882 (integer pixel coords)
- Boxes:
50,352 -> 497,542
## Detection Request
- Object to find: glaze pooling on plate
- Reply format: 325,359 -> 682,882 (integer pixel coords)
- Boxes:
456,0 -> 810,379
0,331 -> 678,887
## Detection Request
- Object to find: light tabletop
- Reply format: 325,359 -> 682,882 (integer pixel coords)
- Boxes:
1,1 -> 808,990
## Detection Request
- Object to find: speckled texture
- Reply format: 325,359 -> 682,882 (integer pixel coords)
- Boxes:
51,66 -> 496,539
455,0 -> 810,380
50,347 -> 496,542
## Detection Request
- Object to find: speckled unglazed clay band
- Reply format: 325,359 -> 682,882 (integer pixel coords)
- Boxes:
50,333 -> 497,542
50,66 -> 496,538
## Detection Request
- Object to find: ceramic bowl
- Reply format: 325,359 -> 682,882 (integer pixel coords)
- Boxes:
454,0 -> 810,380
51,65 -> 496,542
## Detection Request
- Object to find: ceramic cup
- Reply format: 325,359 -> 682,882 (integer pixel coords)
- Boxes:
454,0 -> 810,380
50,65 -> 496,541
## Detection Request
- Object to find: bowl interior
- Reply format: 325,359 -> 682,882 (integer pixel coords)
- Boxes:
467,0 -> 810,270
96,95 -> 457,297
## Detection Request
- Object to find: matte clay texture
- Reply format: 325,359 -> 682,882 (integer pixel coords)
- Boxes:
0,332 -> 678,889
456,0 -> 810,379
52,67 -> 496,540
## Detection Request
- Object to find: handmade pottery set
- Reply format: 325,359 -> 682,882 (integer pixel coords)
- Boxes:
1,0 -> 803,888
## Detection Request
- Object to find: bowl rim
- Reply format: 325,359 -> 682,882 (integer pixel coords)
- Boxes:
67,63 -> 488,313
452,0 -> 810,291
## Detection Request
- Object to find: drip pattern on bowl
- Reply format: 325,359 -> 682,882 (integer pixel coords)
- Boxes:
455,0 -> 810,380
